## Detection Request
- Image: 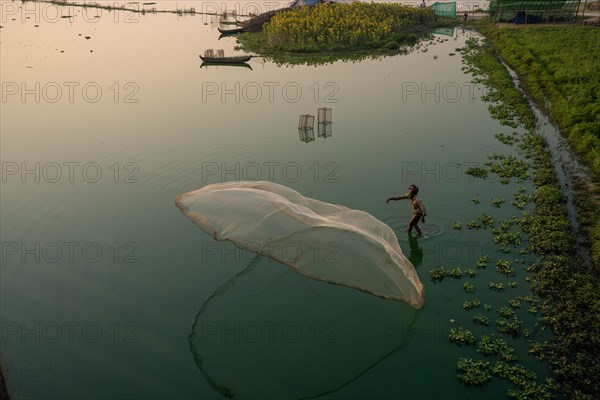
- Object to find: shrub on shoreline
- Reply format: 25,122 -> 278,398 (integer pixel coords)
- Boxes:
260,3 -> 436,52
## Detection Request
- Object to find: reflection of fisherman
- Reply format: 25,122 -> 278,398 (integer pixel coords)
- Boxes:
420,0 -> 426,8
408,235 -> 423,267
386,184 -> 427,235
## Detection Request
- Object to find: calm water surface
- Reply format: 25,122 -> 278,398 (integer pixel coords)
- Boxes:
1,1 -> 547,399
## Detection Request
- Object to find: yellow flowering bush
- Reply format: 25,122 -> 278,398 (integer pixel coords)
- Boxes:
262,3 -> 435,51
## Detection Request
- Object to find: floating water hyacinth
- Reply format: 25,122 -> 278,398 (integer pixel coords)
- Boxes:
176,181 -> 425,308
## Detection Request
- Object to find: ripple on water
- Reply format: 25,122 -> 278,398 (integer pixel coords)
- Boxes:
377,203 -> 466,244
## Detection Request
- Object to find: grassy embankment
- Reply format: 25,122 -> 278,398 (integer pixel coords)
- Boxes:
236,3 -> 444,63
450,26 -> 599,399
478,25 -> 600,269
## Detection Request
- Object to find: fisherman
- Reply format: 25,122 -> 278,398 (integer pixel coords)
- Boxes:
386,184 -> 427,235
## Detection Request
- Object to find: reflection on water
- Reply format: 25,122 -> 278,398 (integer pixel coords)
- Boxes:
408,235 -> 424,268
201,62 -> 253,70
189,256 -> 420,399
317,123 -> 332,139
298,129 -> 315,143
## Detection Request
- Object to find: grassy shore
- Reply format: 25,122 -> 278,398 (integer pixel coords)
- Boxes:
475,25 -> 600,269
457,27 -> 600,399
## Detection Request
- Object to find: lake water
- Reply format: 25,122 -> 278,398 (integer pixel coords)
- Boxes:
1,1 -> 549,399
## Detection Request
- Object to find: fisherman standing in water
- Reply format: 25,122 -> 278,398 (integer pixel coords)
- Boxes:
386,184 -> 427,235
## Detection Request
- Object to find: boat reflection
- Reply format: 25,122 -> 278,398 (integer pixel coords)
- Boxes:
200,62 -> 252,70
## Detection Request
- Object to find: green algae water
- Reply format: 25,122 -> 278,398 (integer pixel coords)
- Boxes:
1,2 -> 551,399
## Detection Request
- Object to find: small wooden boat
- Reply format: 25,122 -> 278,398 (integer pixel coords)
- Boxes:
217,26 -> 244,34
199,55 -> 252,63
200,49 -> 252,64
219,19 -> 239,25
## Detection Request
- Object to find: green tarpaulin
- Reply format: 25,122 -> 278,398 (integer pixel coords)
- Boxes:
430,2 -> 457,18
488,0 -> 581,22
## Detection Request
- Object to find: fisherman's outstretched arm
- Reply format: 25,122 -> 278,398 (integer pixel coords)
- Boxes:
386,192 -> 410,203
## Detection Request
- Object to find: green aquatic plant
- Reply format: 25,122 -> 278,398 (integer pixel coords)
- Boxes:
456,358 -> 491,385
429,266 -> 463,282
465,269 -> 477,277
490,197 -> 505,207
429,267 -> 446,282
467,220 -> 482,230
501,347 -> 517,363
496,260 -> 515,277
496,315 -> 522,336
467,214 -> 495,230
508,299 -> 521,309
473,314 -> 490,326
498,307 -> 516,319
495,132 -> 519,146
512,187 -> 533,210
466,167 -> 488,179
476,255 -> 489,269
528,341 -> 548,359
464,282 -> 476,293
527,307 -> 537,315
453,221 -> 462,230
492,361 -> 537,386
447,267 -> 463,279
476,335 -> 496,355
486,155 -> 530,184
495,216 -> 521,234
449,327 -> 476,346
489,282 -> 504,292
472,194 -> 481,204
506,383 -> 553,400
516,295 -> 537,304
463,299 -> 481,311
476,336 -> 517,362
493,231 -> 522,248
478,213 -> 495,227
